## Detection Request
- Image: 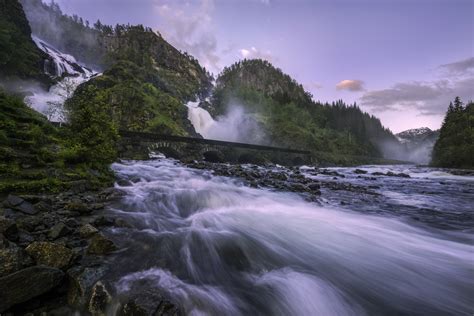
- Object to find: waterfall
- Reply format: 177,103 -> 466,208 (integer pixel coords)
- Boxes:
24,36 -> 98,122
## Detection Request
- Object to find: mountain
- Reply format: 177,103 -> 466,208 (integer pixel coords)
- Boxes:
395,127 -> 439,164
208,59 -> 400,161
432,97 -> 473,169
0,0 -> 49,83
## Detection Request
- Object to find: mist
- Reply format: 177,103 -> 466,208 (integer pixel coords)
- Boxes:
187,101 -> 268,145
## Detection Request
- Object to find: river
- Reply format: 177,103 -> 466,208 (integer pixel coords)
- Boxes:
102,158 -> 473,315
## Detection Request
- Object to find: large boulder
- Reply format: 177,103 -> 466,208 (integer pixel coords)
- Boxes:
25,241 -> 73,269
0,266 -> 64,312
0,246 -> 33,277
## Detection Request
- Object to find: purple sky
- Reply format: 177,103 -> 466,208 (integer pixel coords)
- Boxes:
53,0 -> 473,133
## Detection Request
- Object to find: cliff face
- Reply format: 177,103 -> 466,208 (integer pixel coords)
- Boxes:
0,0 -> 48,81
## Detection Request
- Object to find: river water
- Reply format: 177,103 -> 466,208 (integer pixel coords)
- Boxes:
105,158 -> 473,315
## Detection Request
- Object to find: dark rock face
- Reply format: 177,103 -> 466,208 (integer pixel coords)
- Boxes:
0,216 -> 18,239
0,266 -> 64,312
26,241 -> 73,270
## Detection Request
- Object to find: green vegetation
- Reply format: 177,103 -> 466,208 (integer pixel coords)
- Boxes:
0,0 -> 47,80
0,91 -> 113,194
212,59 -> 398,158
431,97 -> 473,169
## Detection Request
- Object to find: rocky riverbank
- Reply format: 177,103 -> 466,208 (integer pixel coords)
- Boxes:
0,186 -> 122,315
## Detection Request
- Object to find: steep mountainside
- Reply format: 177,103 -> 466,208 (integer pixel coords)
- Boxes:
432,97 -> 473,169
0,0 -> 49,82
209,59 -> 399,159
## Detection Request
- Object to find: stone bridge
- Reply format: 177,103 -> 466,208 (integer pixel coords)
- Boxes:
118,131 -> 312,166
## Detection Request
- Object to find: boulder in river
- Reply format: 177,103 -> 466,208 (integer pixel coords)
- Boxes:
0,266 -> 64,312
26,241 -> 73,269
79,224 -> 99,238
48,222 -> 72,240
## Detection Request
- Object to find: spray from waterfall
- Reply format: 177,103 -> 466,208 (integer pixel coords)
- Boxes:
186,101 -> 268,144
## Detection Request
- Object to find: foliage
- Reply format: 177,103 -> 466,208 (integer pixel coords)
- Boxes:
212,59 -> 399,158
0,0 -> 46,79
0,90 -> 113,194
431,97 -> 474,169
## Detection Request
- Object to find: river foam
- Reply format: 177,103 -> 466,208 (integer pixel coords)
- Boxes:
109,158 -> 474,315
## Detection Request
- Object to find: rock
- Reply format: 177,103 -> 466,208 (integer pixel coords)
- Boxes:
5,195 -> 39,215
67,266 -> 108,306
116,179 -> 133,187
5,195 -> 24,207
118,282 -> 180,316
115,218 -> 133,228
354,169 -> 368,174
0,216 -> 18,239
93,216 -> 115,227
89,281 -> 112,316
79,224 -> 99,238
26,242 -> 73,269
87,234 -> 117,255
0,234 -> 9,249
66,201 -> 92,215
308,182 -> 321,191
0,247 -> 33,277
48,223 -> 71,240
17,230 -> 35,246
372,172 -> 385,176
16,216 -> 42,232
0,266 -> 64,312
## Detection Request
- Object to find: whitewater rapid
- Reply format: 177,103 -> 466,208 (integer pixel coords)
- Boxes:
105,159 -> 474,315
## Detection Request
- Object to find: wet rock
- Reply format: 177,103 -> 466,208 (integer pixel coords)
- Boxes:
372,172 -> 385,176
117,179 -> 133,187
0,247 -> 33,277
0,266 -> 64,312
93,216 -> 115,227
16,215 -> 42,232
115,218 -> 133,228
79,224 -> 99,238
87,233 -> 117,255
17,230 -> 35,246
67,265 -> 108,306
48,222 -> 71,240
308,182 -> 321,191
119,288 -> 180,316
354,169 -> 368,174
26,242 -> 73,269
0,216 -> 18,240
5,195 -> 39,215
88,281 -> 113,316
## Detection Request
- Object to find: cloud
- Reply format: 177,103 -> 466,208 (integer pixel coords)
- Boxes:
336,79 -> 365,92
239,46 -> 276,62
360,60 -> 474,116
154,0 -> 221,74
438,57 -> 474,76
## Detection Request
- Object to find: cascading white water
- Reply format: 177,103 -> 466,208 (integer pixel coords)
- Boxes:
108,159 -> 474,315
24,36 -> 98,122
186,101 -> 267,144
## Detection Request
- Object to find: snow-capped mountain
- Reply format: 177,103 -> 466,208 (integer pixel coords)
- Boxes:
396,127 -> 439,164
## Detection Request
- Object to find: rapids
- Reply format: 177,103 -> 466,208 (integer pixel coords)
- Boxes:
102,158 -> 474,315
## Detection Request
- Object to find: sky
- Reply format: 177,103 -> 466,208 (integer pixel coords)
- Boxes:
53,0 -> 473,133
